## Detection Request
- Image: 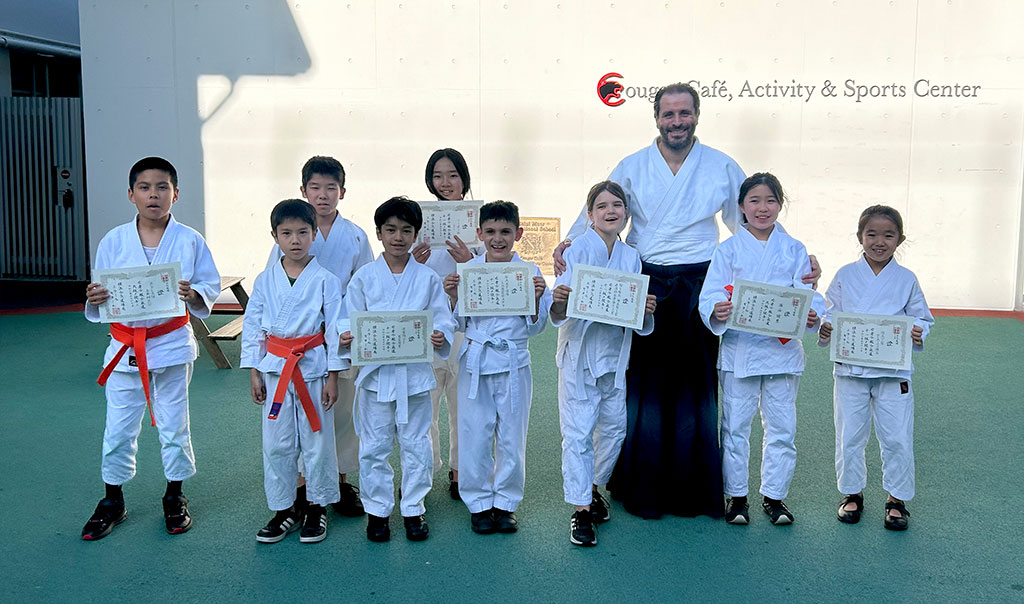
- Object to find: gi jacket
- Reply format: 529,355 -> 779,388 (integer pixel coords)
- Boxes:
699,223 -> 825,378
85,215 -> 221,372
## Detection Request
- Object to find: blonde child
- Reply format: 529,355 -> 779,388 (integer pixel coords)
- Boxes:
549,181 -> 656,546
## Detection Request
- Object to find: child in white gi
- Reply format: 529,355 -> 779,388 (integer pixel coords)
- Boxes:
82,157 -> 221,541
243,199 -> 344,544
549,181 -> 656,547
818,205 -> 933,531
266,156 -> 373,518
442,201 -> 552,535
698,172 -> 824,526
340,197 -> 455,542
410,148 -> 484,500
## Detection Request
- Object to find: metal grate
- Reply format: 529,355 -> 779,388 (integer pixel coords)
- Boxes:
0,97 -> 87,280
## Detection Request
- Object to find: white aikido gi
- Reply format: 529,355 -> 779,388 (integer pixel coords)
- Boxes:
86,215 -> 221,485
418,236 -> 484,473
699,223 -> 825,500
241,258 -> 344,509
822,256 -> 933,502
552,228 -> 653,507
566,139 -> 744,263
456,254 -> 552,514
267,212 -> 373,476
340,256 -> 455,518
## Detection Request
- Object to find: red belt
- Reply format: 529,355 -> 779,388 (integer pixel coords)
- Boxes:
97,312 -> 191,427
266,332 -> 326,432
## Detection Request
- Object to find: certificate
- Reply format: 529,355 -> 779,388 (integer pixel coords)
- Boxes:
516,217 -> 561,276
726,279 -> 813,339
829,312 -> 914,371
456,262 -> 536,317
350,310 -> 433,366
94,262 -> 185,323
417,201 -> 483,248
566,264 -> 650,330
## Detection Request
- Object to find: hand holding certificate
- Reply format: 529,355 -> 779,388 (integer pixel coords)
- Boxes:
566,264 -> 650,330
417,201 -> 483,249
93,262 -> 185,323
350,310 -> 433,366
829,312 -> 914,371
726,279 -> 813,339
456,263 -> 536,316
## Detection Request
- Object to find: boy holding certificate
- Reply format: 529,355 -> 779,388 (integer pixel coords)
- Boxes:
339,197 -> 455,542
442,201 -> 552,535
82,157 -> 221,541
697,173 -> 824,526
817,205 -> 933,531
548,181 -> 656,547
242,200 -> 345,544
265,156 -> 372,518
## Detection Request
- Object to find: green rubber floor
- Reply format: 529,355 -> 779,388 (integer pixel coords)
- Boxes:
1,313 -> 1021,603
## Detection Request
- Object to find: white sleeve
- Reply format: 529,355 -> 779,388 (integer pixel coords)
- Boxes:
240,277 -> 267,369
698,246 -> 731,335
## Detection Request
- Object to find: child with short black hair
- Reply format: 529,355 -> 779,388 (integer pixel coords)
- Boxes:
818,205 -> 933,531
82,156 -> 221,541
340,196 -> 456,542
243,199 -> 345,544
442,201 -> 551,535
266,155 -> 373,518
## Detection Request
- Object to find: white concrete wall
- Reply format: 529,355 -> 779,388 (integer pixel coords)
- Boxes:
80,0 -> 1024,310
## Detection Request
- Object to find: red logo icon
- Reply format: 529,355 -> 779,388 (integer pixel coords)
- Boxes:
597,73 -> 625,107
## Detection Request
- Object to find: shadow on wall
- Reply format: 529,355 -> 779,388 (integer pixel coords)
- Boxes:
81,1 -> 310,250
174,1 -> 311,234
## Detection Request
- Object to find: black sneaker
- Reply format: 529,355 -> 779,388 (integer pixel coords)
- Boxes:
162,494 -> 192,535
256,506 -> 303,543
367,514 -> 390,542
570,510 -> 597,547
332,482 -> 365,517
762,497 -> 794,525
299,504 -> 328,543
81,498 -> 127,541
590,490 -> 611,523
725,497 -> 750,525
492,508 -> 518,533
404,515 -> 430,541
448,470 -> 461,501
470,510 -> 496,535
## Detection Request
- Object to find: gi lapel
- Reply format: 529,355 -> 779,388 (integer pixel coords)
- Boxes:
853,256 -> 899,313
635,140 -> 705,252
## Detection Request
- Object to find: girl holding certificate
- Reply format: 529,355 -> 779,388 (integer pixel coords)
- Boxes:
412,148 -> 482,500
550,181 -> 656,546
697,173 -> 824,526
817,206 -> 934,531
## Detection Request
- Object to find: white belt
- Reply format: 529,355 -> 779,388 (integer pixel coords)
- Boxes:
465,326 -> 525,413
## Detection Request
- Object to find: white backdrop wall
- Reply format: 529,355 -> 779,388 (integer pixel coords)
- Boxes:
80,0 -> 1024,310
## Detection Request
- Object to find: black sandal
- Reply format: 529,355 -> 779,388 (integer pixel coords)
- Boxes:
884,499 -> 910,531
837,493 -> 863,524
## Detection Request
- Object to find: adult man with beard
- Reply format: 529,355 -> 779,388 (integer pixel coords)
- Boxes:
554,82 -> 817,520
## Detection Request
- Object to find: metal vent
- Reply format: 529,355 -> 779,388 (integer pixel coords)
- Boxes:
0,97 -> 87,280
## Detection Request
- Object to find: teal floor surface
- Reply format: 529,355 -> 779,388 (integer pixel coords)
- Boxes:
1,313 -> 1022,603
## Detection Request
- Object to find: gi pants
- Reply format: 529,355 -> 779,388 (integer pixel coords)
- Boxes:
558,368 -> 626,507
834,375 -> 915,501
430,331 -> 464,473
355,388 -> 433,518
262,373 -> 339,510
101,363 -> 196,485
720,371 -> 799,500
297,368 -> 358,479
458,367 -> 533,514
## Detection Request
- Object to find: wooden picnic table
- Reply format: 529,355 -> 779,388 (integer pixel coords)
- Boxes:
190,276 -> 248,369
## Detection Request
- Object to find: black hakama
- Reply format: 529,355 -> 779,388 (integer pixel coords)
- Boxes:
608,260 -> 725,519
